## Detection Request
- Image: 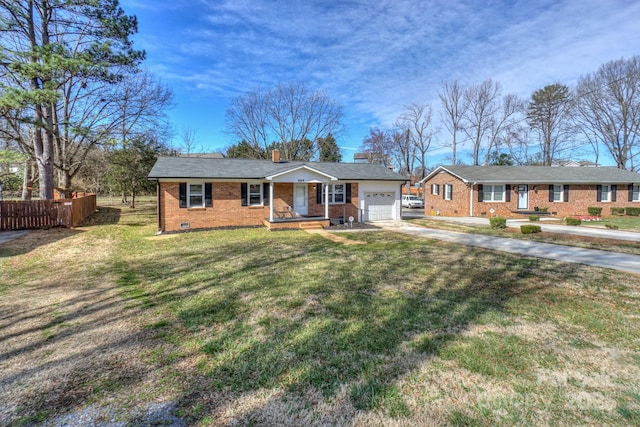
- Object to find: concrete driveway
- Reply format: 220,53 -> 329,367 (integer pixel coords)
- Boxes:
377,220 -> 640,275
0,230 -> 29,245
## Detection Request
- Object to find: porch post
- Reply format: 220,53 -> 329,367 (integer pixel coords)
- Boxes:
324,182 -> 329,218
269,181 -> 274,222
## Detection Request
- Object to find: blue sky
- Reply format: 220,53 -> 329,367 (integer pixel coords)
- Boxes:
120,0 -> 639,164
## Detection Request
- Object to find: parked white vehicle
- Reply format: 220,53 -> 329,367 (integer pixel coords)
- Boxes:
402,195 -> 424,208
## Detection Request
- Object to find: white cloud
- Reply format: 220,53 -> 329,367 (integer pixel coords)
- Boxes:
123,0 -> 640,151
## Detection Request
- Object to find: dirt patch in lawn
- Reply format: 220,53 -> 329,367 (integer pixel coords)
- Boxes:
305,229 -> 368,245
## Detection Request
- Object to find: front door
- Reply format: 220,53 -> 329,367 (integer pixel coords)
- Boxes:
517,185 -> 528,209
293,184 -> 308,215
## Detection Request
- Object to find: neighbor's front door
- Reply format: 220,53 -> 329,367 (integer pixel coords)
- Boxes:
293,184 -> 308,215
517,184 -> 528,209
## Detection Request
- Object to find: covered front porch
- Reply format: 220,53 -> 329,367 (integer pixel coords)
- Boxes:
263,164 -> 340,230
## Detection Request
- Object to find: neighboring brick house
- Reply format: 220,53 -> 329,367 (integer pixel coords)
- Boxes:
148,150 -> 407,232
421,165 -> 640,218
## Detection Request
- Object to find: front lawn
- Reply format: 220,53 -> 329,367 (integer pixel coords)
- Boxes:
582,215 -> 640,232
1,203 -> 639,426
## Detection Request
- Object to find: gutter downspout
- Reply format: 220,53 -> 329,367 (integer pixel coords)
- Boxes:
470,182 -> 476,217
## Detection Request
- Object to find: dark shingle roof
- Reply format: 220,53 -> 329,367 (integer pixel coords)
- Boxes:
148,156 -> 407,181
424,166 -> 640,184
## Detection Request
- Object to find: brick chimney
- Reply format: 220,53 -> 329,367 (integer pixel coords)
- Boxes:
272,149 -> 280,163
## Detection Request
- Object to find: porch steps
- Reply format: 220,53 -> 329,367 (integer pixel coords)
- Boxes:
298,222 -> 325,230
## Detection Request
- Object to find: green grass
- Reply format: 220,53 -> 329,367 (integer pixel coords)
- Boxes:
584,216 -> 640,232
1,202 -> 640,426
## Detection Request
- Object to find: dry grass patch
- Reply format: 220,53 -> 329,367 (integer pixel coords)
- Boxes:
1,203 -> 640,426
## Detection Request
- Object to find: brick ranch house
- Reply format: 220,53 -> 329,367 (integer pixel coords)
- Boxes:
148,150 -> 407,232
421,165 -> 640,218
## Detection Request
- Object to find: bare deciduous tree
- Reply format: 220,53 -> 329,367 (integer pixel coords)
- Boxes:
179,126 -> 200,156
574,56 -> 640,170
396,102 -> 436,179
360,127 -> 394,168
225,82 -> 344,161
462,79 -> 501,165
0,0 -> 144,199
485,93 -> 526,164
438,80 -> 467,165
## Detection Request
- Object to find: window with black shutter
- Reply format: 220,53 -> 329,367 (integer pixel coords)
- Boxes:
205,183 -> 212,207
263,183 -> 270,206
179,183 -> 187,208
241,183 -> 248,206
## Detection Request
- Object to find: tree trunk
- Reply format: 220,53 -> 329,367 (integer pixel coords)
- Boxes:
58,170 -> 73,199
22,159 -> 34,201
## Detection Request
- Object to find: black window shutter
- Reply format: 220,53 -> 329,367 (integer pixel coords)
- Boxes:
263,183 -> 270,206
597,185 -> 602,202
241,183 -> 248,206
563,185 -> 570,202
505,184 -> 511,202
478,184 -> 483,202
548,185 -> 554,203
179,183 -> 187,208
346,183 -> 352,203
316,184 -> 322,204
630,184 -> 634,202
612,185 -> 617,202
205,183 -> 212,207
450,185 -> 453,200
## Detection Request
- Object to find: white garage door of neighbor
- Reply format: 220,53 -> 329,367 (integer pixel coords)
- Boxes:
364,192 -> 395,221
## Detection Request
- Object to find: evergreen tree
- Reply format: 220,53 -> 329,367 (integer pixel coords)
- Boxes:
318,134 -> 341,162
0,0 -> 144,199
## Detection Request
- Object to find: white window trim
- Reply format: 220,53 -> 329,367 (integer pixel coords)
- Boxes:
552,184 -> 564,203
187,183 -> 205,208
444,184 -> 453,201
432,184 -> 440,195
323,183 -> 347,204
632,185 -> 640,202
483,184 -> 505,202
601,184 -> 611,202
248,183 -> 263,207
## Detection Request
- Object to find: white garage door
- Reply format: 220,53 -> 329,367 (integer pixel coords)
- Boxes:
364,192 -> 395,221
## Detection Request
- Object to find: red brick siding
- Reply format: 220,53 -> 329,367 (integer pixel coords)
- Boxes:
159,181 -> 360,231
308,183 -> 359,219
423,171 -> 471,216
423,174 -> 639,218
475,184 -> 639,217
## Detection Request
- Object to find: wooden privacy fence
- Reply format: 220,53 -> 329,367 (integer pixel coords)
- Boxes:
0,194 -> 97,231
